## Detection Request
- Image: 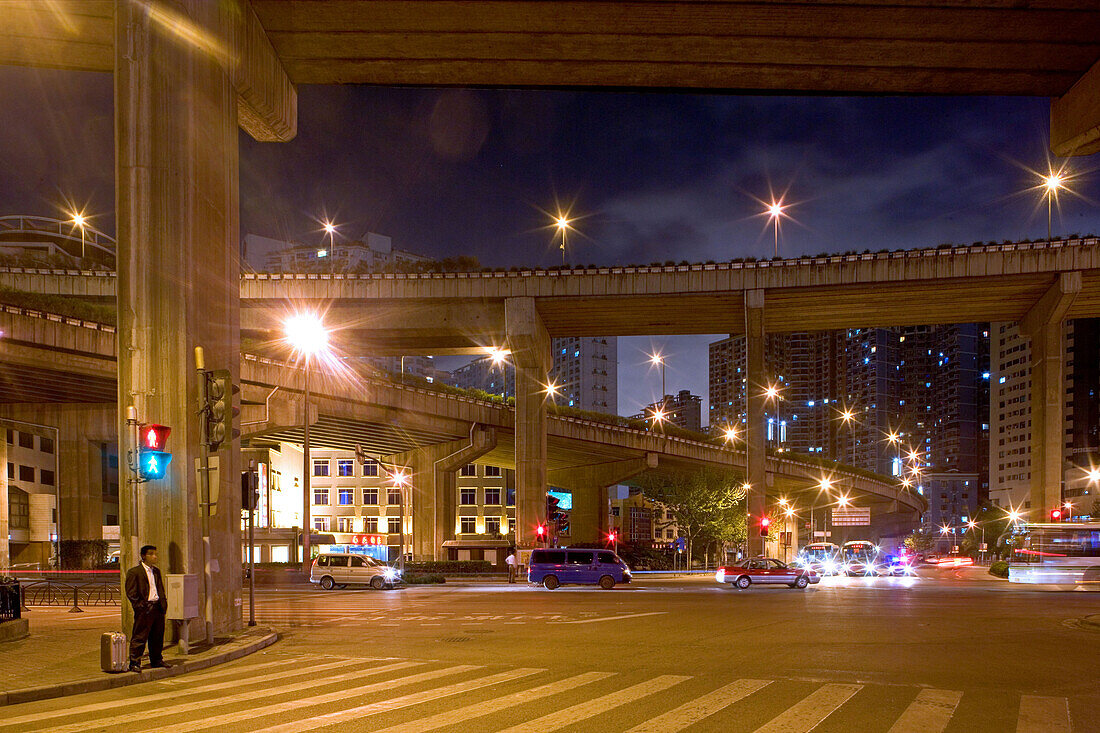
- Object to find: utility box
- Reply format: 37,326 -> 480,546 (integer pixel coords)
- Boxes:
165,573 -> 199,620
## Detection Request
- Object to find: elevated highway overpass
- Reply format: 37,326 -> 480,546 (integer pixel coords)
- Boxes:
6,0 -> 1093,631
4,236 -> 1100,345
1,238 -> 1088,536
0,306 -> 921,559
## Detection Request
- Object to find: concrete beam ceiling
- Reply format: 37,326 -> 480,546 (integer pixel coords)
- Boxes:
249,1 -> 1100,95
3,2 -> 1099,157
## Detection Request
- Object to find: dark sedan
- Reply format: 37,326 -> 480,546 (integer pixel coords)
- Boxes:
716,557 -> 820,589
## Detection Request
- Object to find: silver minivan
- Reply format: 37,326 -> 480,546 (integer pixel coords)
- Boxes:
310,553 -> 399,590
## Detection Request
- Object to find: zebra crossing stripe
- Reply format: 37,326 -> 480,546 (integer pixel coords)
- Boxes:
1,657 -> 372,731
494,674 -> 692,733
369,671 -> 616,733
251,668 -> 546,733
157,657 -> 303,683
625,678 -> 773,733
887,688 -> 962,733
753,683 -> 863,733
144,665 -> 483,733
1017,695 -> 1072,733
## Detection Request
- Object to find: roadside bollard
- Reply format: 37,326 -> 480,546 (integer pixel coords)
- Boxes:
69,586 -> 83,613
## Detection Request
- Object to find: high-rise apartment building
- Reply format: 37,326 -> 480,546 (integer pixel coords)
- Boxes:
551,337 -> 617,414
988,319 -> 1100,516
447,337 -> 618,415
450,355 -> 516,398
639,390 -> 703,433
708,325 -> 988,531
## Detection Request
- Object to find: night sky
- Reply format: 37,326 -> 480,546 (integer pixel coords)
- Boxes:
3,66 -> 1099,418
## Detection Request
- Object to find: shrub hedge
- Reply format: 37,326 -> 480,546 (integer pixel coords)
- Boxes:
988,561 -> 1010,578
404,561 -> 493,574
404,573 -> 446,584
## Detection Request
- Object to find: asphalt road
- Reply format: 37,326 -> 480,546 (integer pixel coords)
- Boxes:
5,567 -> 1099,732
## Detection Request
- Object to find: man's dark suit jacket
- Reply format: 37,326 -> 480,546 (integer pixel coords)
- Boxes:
125,563 -> 168,612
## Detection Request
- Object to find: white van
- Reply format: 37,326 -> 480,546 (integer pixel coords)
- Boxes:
310,553 -> 399,590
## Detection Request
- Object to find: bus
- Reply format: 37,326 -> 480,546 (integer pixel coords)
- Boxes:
1007,522 -> 1100,587
796,542 -> 841,575
840,540 -> 881,576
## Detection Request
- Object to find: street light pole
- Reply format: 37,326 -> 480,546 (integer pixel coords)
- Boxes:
301,356 -> 312,572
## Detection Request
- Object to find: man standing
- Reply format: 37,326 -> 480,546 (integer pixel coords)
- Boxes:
124,545 -> 168,673
505,549 -> 517,583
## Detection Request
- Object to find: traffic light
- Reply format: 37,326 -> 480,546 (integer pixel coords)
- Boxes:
1050,508 -> 1062,522
536,524 -> 547,543
202,369 -> 240,451
241,470 -> 259,511
759,516 -> 771,537
137,424 -> 172,480
607,531 -> 618,544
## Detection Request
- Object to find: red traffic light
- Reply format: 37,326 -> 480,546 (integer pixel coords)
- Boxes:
1050,509 -> 1062,522
760,516 -> 771,537
140,424 -> 171,451
536,524 -> 546,537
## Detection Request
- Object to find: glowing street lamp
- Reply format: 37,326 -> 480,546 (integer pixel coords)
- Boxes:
555,215 -> 571,266
69,209 -> 88,260
284,312 -> 330,572
764,382 -> 784,451
389,468 -> 411,574
722,425 -> 740,444
1041,171 -> 1064,241
649,351 -> 667,398
766,201 -> 784,258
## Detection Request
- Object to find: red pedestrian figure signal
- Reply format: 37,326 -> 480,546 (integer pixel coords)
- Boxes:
137,423 -> 172,480
760,516 -> 771,537
1050,509 -> 1062,522
142,424 -> 170,451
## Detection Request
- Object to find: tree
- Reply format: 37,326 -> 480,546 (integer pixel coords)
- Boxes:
903,530 -> 935,555
635,466 -> 745,567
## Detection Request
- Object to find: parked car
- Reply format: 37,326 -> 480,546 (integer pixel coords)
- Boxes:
716,557 -> 819,589
310,553 -> 400,590
527,548 -> 631,589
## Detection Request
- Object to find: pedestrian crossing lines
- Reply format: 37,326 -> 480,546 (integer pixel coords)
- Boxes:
1,653 -> 1079,733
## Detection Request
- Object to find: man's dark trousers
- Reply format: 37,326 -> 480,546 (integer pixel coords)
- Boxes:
130,601 -> 165,666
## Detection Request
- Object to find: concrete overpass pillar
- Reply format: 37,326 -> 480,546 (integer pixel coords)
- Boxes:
505,298 -> 552,547
115,1 -> 246,637
388,427 -> 496,561
550,455 -> 658,543
744,290 -> 768,556
0,438 -> 7,571
1020,272 -> 1080,522
1,406 -> 117,546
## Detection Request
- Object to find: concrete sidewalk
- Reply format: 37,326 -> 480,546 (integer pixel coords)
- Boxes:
0,607 -> 277,705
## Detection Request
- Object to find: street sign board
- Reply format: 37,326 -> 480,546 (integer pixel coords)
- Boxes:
831,507 -> 871,526
813,531 -> 832,538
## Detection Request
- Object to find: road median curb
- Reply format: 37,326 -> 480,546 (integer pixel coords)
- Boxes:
0,627 -> 278,706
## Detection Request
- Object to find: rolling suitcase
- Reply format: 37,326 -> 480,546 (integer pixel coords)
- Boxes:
100,632 -> 129,673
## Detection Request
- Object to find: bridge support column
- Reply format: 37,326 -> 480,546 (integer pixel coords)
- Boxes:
388,427 -> 496,561
0,438 -> 7,570
1020,272 -> 1080,522
506,298 -> 552,547
115,1 -> 266,638
550,455 -> 658,543
744,290 -> 768,557
1,405 -> 117,548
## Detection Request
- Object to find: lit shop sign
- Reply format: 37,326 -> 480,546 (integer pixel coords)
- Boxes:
348,534 -> 387,546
